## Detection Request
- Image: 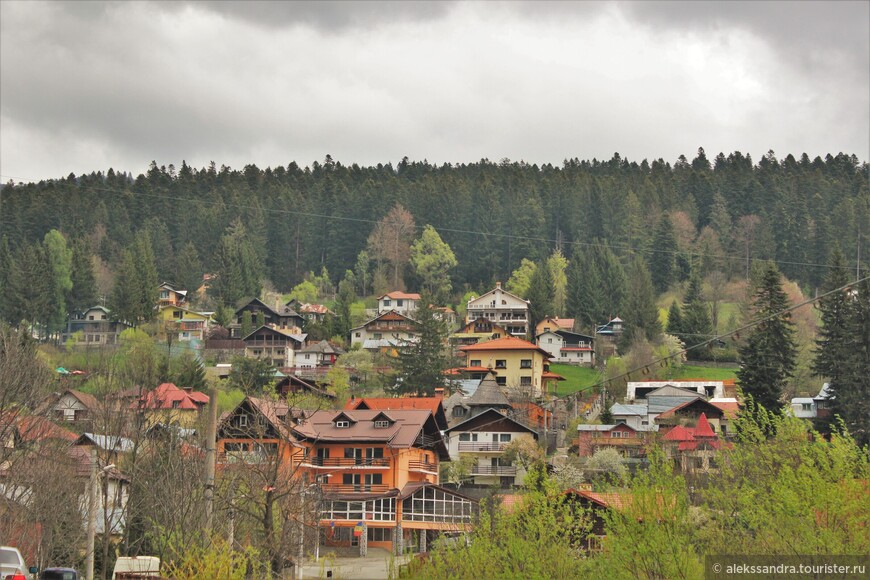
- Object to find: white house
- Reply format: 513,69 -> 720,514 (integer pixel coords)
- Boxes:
465,282 -> 530,337
626,380 -> 728,402
377,292 -> 421,316
536,330 -> 594,365
790,383 -> 834,419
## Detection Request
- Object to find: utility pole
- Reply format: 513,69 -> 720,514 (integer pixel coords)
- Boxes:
85,447 -> 98,580
204,383 -> 218,531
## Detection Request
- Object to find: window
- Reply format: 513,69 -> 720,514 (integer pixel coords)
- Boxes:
345,448 -> 363,464
88,315 -> 95,321
343,473 -> 361,487
224,442 -> 246,453
499,434 -> 511,442
495,377 -> 506,386
470,360 -> 481,367
396,299 -> 404,307
453,407 -> 467,418
364,473 -> 382,487
495,360 -> 507,369
374,420 -> 390,429
548,338 -> 552,344
520,376 -> 532,386
520,359 -> 532,369
368,527 -> 392,542
373,333 -> 382,340
336,420 -> 350,428
801,403 -> 812,411
383,299 -> 391,306
355,332 -> 361,338
611,431 -> 622,438
458,433 -> 478,442
365,448 -> 384,460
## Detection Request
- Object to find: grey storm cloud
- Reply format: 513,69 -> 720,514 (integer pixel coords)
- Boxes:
0,0 -> 867,182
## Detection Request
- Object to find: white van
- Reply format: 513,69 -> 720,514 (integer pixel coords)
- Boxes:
111,556 -> 160,579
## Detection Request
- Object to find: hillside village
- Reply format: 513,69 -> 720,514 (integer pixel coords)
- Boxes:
2,241 -> 868,578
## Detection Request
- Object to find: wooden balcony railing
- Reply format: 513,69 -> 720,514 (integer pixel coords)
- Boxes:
322,483 -> 390,494
471,465 -> 517,476
407,460 -> 437,472
306,457 -> 390,468
458,442 -> 505,452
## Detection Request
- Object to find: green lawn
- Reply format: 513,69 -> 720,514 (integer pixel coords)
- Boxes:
550,364 -> 603,397
667,364 -> 738,381
549,363 -> 737,398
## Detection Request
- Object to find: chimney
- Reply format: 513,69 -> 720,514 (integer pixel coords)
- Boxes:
434,387 -> 444,400
495,281 -> 502,289
183,387 -> 192,393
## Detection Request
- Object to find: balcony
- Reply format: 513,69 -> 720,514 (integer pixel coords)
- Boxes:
458,442 -> 505,452
305,457 -> 390,468
471,465 -> 517,476
407,460 -> 437,473
322,483 -> 391,495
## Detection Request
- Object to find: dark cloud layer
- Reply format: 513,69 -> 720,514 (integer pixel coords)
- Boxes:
1,1 -> 867,182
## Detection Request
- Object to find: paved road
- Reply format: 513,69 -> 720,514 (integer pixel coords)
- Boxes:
301,548 -> 413,580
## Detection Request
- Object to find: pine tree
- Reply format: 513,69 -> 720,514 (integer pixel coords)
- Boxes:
334,271 -> 356,339
174,241 -> 202,297
394,301 -> 451,396
110,249 -> 142,325
42,230 -> 73,334
0,237 -> 13,323
133,231 -> 159,322
736,263 -> 797,415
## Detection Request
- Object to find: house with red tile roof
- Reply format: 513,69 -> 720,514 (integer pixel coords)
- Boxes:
345,396 -> 449,431
662,413 -> 727,473
459,336 -> 563,397
377,291 -> 421,316
133,383 -> 209,427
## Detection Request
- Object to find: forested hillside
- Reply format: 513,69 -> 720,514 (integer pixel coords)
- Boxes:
1,149 -> 867,317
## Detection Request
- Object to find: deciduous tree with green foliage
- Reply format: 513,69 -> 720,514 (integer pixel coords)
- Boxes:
410,225 -> 457,303
228,356 -> 275,394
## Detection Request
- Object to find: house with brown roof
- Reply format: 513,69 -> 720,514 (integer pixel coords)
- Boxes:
230,297 -> 304,338
345,396 -> 449,431
294,409 -> 473,555
39,389 -> 101,426
217,398 -> 477,556
444,407 -> 539,488
534,317 -> 575,335
448,317 -> 510,356
297,340 -> 344,368
243,325 -> 305,368
575,423 -> 657,459
536,329 -> 594,366
350,310 -> 420,351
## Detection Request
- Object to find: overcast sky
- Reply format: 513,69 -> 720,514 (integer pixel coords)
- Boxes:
1,0 -> 867,182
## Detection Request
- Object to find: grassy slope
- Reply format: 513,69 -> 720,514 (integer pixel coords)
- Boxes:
550,363 -> 738,397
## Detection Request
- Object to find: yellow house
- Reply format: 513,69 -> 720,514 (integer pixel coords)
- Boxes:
459,336 -> 560,398
157,305 -> 214,341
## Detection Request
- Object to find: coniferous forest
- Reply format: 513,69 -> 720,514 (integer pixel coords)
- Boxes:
1,149 -> 867,324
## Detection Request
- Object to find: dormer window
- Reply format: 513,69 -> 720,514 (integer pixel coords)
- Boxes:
374,420 -> 390,429
336,420 -> 350,428
237,415 -> 248,428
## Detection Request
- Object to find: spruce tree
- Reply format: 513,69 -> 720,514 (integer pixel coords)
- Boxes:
736,262 -> 797,414
394,301 -> 451,396
681,274 -> 712,356
839,278 -> 869,446
174,241 -> 202,296
648,213 -> 678,293
68,239 -> 98,314
621,257 -> 662,346
812,246 -> 852,432
110,249 -> 142,325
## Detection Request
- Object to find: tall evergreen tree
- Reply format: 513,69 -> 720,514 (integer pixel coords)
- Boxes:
0,237 -> 13,323
681,274 -> 713,355
621,257 -> 662,345
812,248 -> 865,440
6,243 -> 53,332
68,239 -> 98,314
174,241 -> 202,297
648,213 -> 678,293
838,278 -> 870,445
212,220 -> 263,306
394,301 -> 451,396
334,271 -> 356,339
110,248 -> 142,325
133,231 -> 159,322
736,262 -> 797,414
526,259 -> 554,333
666,300 -> 684,340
